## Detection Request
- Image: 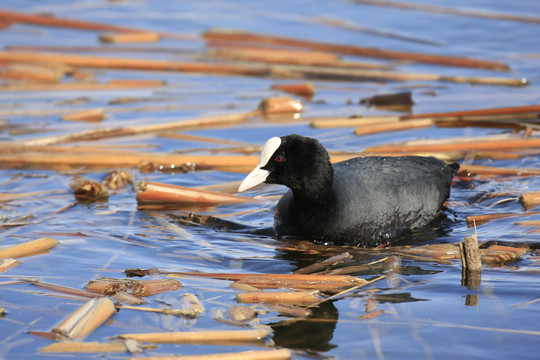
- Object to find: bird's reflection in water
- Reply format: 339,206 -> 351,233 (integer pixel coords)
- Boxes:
270,301 -> 338,351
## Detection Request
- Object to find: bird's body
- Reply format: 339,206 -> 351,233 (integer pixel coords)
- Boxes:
239,135 -> 459,246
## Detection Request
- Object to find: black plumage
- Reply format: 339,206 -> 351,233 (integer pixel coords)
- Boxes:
239,134 -> 459,246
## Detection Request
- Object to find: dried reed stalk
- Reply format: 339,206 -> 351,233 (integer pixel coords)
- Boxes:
31,280 -> 100,299
125,348 -> 292,360
236,290 -> 321,305
365,137 -> 540,154
119,329 -> 271,344
18,111 -> 251,146
271,83 -> 315,97
355,119 -> 433,136
460,164 -> 540,177
0,9 -> 151,33
311,115 -> 400,128
170,271 -> 366,285
271,64 -> 523,86
99,32 -> 160,44
0,80 -> 165,92
407,104 -> 540,120
467,212 -> 540,227
293,252 -> 353,274
0,237 -> 59,258
52,298 -> 115,340
203,29 -> 509,70
353,0 -> 540,25
137,181 -> 260,205
521,191 -> 540,210
85,278 -> 182,297
235,275 -> 366,292
0,51 -> 270,76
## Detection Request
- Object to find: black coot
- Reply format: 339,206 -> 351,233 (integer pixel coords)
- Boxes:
239,134 -> 459,246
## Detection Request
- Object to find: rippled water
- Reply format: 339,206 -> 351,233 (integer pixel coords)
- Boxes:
1,1 -> 540,359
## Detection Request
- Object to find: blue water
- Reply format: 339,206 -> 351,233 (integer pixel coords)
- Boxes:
1,1 -> 540,359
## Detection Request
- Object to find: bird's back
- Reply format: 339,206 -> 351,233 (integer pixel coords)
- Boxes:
275,156 -> 458,246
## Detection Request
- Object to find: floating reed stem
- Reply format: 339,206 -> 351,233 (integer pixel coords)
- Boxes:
365,137 -> 540,154
137,181 -> 260,205
203,29 -> 510,71
236,290 -> 321,305
119,329 -> 271,344
355,118 -> 433,136
0,237 -> 59,259
0,9 -> 148,33
62,108 -> 106,122
99,32 -> 161,44
126,348 -> 292,360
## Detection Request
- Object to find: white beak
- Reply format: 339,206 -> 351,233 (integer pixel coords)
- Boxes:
238,167 -> 270,192
238,136 -> 282,193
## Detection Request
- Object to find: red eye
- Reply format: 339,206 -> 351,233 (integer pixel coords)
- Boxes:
275,155 -> 285,162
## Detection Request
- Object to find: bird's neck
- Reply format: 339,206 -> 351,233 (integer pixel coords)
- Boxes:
290,163 -> 334,206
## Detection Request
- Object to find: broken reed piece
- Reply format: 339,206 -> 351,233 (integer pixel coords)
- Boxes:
271,83 -> 315,98
520,191 -> 540,210
482,244 -> 528,265
102,170 -> 133,191
203,29 -> 509,71
258,96 -> 303,117
52,297 -> 115,340
99,32 -> 161,44
136,181 -> 261,206
460,235 -> 482,271
41,341 -> 153,353
0,237 -> 59,259
355,118 -> 433,136
179,293 -> 205,317
128,348 -> 292,360
62,108 -> 106,122
0,258 -> 20,273
85,277 -> 182,297
293,252 -> 353,274
460,235 -> 482,289
236,290 -> 322,306
119,328 -> 272,344
360,91 -> 413,107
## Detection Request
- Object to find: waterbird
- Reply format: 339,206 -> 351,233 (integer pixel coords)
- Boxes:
238,134 -> 459,246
